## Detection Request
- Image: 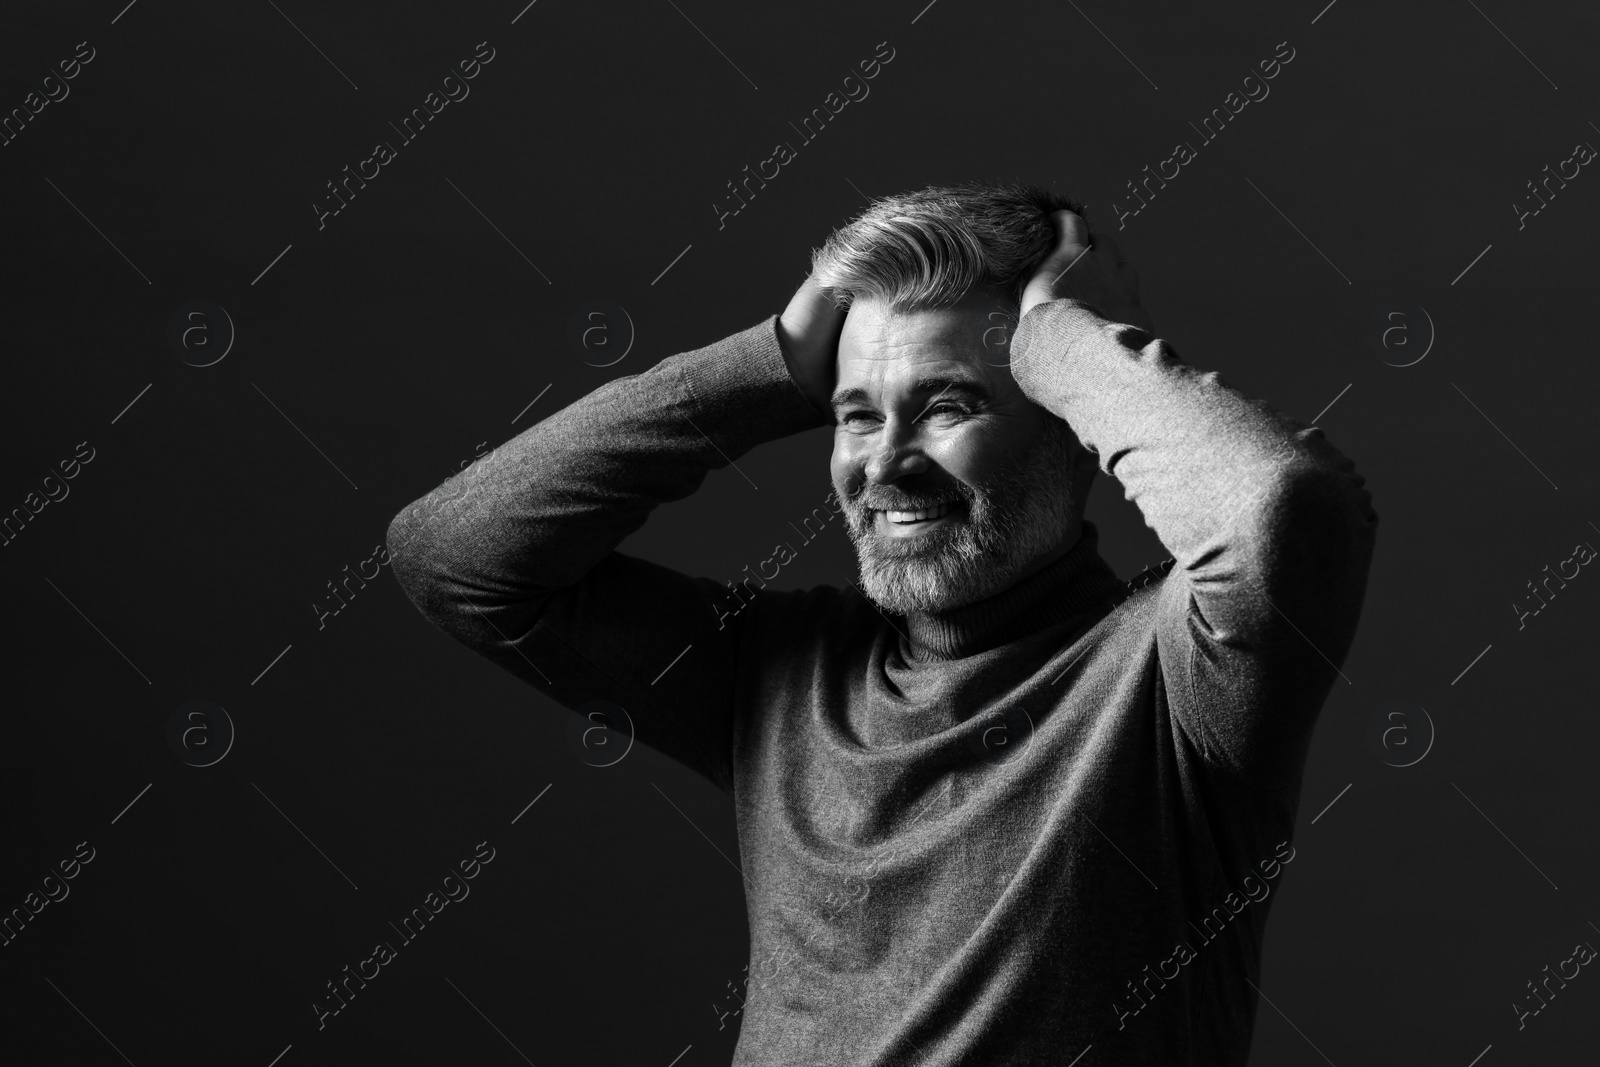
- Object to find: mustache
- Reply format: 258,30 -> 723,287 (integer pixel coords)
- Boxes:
849,492 -> 968,512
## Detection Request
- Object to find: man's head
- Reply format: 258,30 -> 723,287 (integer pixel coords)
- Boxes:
811,183 -> 1098,616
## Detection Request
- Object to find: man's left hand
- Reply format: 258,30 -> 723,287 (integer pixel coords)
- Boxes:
1019,210 -> 1153,334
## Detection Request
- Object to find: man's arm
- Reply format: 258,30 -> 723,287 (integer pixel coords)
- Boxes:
385,315 -> 830,791
1010,214 -> 1378,789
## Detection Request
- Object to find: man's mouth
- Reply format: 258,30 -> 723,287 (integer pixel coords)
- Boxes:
872,499 -> 965,533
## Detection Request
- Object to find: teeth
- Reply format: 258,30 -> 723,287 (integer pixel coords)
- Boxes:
882,501 -> 956,524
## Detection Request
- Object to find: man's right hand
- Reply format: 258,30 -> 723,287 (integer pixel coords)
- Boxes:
776,273 -> 846,419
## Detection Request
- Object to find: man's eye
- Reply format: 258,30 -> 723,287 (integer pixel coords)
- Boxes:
839,404 -> 970,425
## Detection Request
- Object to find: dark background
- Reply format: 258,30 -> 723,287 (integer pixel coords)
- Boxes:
2,0 -> 1597,1063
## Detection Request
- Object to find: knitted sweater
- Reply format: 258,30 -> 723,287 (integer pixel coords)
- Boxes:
385,298 -> 1377,1065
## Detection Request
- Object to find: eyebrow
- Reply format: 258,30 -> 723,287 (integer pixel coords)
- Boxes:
829,376 -> 991,412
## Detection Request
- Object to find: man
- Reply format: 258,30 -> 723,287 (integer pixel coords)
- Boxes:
386,182 -> 1377,1065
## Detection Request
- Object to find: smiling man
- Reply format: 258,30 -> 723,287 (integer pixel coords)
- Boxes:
386,182 -> 1377,1065
826,291 -> 1093,620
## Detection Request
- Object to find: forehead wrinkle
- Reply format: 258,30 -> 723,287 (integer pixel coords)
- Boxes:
861,313 -> 984,350
836,355 -> 990,403
841,326 -> 991,370
838,298 -> 1009,399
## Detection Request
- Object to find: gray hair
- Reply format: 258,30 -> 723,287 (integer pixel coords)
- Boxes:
810,182 -> 1085,313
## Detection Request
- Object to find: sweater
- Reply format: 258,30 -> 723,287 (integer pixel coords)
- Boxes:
385,297 -> 1378,1066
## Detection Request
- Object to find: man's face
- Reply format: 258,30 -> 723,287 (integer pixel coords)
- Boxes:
829,291 -> 1088,616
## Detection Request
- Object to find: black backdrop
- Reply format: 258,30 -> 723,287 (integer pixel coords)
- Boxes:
2,0 -> 1597,1064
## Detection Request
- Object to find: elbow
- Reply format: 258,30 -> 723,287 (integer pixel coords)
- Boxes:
1270,459 -> 1378,579
385,500 -> 453,619
1284,430 -> 1378,536
384,496 -> 559,640
384,501 -> 504,644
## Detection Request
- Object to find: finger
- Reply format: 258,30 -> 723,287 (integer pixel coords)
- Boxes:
785,273 -> 843,327
1048,209 -> 1089,253
1036,212 -> 1087,277
797,271 -> 834,308
1040,218 -> 1094,287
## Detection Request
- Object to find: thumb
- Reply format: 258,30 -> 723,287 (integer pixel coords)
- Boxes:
1050,209 -> 1089,249
1021,210 -> 1092,317
1041,210 -> 1092,279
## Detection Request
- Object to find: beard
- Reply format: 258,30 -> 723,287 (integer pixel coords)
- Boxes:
841,416 -> 1085,616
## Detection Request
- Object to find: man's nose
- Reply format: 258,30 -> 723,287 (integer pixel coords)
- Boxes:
863,430 -> 930,485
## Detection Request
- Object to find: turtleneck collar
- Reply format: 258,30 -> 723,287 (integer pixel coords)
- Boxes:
896,521 -> 1124,662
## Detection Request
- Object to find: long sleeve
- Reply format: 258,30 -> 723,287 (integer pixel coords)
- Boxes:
385,315 -> 830,792
1009,298 -> 1378,789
